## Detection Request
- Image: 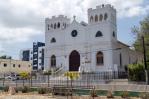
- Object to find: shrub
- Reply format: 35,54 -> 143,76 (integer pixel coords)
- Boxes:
107,90 -> 114,98
139,92 -> 149,99
38,87 -> 47,94
14,88 -> 18,93
128,63 -> 145,81
21,86 -> 29,93
3,86 -> 9,92
121,91 -> 129,98
15,87 -> 22,93
43,70 -> 52,75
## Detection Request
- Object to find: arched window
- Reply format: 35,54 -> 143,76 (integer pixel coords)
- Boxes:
57,22 -> 60,28
47,24 -> 50,30
51,55 -> 56,67
95,31 -> 103,37
104,13 -> 108,20
113,31 -> 115,37
90,16 -> 93,22
96,51 -> 104,65
95,15 -> 98,22
51,38 -> 56,43
54,23 -> 56,29
99,14 -> 103,21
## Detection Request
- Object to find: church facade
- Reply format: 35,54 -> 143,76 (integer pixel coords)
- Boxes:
44,4 -> 142,73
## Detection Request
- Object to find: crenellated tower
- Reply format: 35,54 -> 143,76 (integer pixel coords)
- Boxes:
88,4 -> 117,40
45,15 -> 70,32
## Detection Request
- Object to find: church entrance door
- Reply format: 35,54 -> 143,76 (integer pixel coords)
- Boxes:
69,50 -> 80,71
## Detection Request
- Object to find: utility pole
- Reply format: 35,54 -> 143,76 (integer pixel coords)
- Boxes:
142,36 -> 148,85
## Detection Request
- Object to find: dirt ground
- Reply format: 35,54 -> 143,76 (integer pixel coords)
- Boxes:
65,96 -> 140,99
0,95 -> 141,99
0,92 -> 140,99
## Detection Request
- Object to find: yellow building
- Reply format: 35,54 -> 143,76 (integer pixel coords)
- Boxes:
0,59 -> 32,74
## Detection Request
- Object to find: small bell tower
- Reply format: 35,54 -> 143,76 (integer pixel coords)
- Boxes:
88,4 -> 117,40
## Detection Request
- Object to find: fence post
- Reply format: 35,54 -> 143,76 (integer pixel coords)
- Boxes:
31,74 -> 32,87
3,73 -> 5,86
15,79 -> 17,87
48,75 -> 49,87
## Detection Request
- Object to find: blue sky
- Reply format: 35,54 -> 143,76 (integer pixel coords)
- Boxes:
117,15 -> 145,45
0,0 -> 148,59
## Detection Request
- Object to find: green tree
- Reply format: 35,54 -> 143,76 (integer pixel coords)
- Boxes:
128,63 -> 145,81
132,15 -> 149,62
0,55 -> 11,59
19,72 -> 30,86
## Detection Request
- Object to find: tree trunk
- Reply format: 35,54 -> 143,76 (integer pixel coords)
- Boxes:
23,79 -> 24,87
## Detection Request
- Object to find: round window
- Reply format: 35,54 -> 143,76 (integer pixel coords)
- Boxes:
71,30 -> 78,37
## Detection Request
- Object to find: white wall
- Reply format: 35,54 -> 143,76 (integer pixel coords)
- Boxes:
44,4 -> 143,73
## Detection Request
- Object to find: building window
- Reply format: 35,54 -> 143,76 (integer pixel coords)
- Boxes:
40,57 -> 43,59
22,50 -> 30,61
4,63 -> 7,67
18,64 -> 21,68
113,31 -> 115,37
99,14 -> 103,21
96,51 -> 104,65
51,55 -> 56,67
47,24 -> 50,30
120,53 -> 122,67
95,15 -> 98,22
95,31 -> 103,37
90,16 -> 93,22
13,64 -> 15,68
71,30 -> 78,37
57,22 -> 60,28
104,13 -> 108,20
51,38 -> 56,43
54,23 -> 56,29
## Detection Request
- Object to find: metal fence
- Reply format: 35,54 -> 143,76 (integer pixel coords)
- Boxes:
0,71 -> 129,88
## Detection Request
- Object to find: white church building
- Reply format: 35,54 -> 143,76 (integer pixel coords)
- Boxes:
44,4 -> 143,73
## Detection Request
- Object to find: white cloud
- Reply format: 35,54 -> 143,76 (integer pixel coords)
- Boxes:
126,6 -> 149,17
0,0 -> 148,58
0,26 -> 41,43
81,0 -> 148,18
0,0 -> 147,28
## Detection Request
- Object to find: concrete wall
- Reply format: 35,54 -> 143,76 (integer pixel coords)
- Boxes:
0,59 -> 32,74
